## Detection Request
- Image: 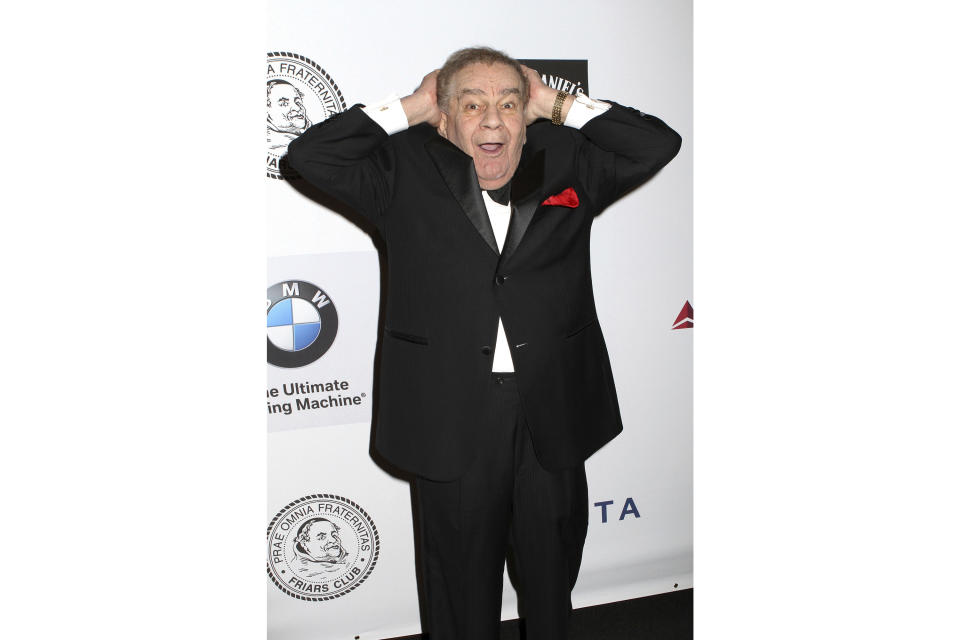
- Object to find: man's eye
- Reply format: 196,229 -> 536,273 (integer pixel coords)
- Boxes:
319,533 -> 326,539
502,102 -> 515,109
467,104 -> 480,111
279,99 -> 289,106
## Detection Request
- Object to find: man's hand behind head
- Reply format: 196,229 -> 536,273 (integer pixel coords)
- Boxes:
521,65 -> 571,125
401,69 -> 442,128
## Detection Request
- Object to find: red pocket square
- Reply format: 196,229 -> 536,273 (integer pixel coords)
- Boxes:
541,187 -> 579,208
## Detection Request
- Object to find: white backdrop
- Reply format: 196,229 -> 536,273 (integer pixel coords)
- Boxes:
267,1 -> 692,638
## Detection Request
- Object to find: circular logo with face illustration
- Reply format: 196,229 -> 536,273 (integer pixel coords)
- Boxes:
267,494 -> 380,601
266,52 -> 347,179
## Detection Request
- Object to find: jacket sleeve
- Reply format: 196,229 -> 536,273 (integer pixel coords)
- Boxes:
575,101 -> 682,213
284,105 -> 397,225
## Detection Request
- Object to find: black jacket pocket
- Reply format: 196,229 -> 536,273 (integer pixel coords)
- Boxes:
564,318 -> 598,339
386,328 -> 429,346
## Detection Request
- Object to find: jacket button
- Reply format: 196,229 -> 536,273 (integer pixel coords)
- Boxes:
495,274 -> 507,285
480,346 -> 492,355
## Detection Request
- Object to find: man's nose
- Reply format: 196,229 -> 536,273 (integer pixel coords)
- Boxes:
480,107 -> 503,128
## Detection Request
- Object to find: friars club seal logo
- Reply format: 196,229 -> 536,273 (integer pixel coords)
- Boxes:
267,281 -> 338,368
267,52 -> 347,179
267,494 -> 380,601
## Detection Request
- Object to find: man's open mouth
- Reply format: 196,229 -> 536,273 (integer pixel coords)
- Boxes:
478,143 -> 504,155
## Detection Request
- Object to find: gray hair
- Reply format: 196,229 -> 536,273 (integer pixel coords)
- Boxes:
436,46 -> 529,112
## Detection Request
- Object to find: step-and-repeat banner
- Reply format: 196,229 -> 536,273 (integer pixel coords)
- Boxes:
267,1 -> 692,637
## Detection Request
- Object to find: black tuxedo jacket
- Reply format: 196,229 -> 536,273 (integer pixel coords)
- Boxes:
286,102 -> 681,480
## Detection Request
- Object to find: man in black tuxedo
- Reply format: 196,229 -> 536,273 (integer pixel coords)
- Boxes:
286,46 -> 680,640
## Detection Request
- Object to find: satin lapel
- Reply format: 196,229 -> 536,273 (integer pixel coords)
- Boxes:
500,149 -> 545,266
425,137 -> 499,256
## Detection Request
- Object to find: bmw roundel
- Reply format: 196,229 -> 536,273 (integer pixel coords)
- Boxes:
267,281 -> 338,368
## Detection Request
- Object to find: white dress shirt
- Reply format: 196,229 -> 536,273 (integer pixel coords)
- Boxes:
481,190 -> 516,371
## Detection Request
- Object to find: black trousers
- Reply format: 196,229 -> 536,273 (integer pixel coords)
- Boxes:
414,373 -> 589,640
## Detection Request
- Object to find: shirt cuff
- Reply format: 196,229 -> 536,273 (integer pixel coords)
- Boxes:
361,94 -> 408,135
563,94 -> 611,129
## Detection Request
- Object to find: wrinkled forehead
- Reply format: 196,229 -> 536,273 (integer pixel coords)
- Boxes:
452,63 -> 522,102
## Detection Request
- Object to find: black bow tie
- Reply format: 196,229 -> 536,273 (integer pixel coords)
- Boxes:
484,182 -> 511,206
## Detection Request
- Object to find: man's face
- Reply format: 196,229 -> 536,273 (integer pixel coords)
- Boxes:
438,62 -> 526,190
268,84 -> 307,132
301,520 -> 341,558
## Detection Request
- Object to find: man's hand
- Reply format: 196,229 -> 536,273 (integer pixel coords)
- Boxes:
521,65 -> 573,126
401,70 -> 442,128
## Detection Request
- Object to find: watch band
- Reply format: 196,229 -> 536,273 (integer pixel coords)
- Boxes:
551,90 -> 569,125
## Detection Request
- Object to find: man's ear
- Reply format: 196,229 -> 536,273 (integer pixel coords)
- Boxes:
438,111 -> 448,138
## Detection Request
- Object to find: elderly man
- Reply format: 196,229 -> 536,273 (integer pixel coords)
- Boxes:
286,46 -> 680,640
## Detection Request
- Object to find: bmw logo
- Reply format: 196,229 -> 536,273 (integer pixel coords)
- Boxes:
267,281 -> 338,368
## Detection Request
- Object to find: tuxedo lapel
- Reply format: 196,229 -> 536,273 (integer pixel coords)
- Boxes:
425,137 -> 499,256
500,149 -> 545,265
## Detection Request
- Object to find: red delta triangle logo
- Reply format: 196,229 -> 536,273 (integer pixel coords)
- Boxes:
672,300 -> 693,330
